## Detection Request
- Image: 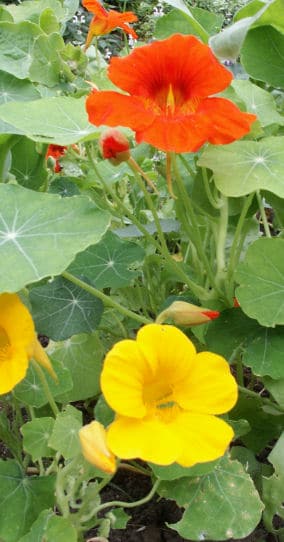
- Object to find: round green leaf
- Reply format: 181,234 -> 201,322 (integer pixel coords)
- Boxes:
0,71 -> 40,105
235,238 -> 284,327
198,137 -> 284,198
48,407 -> 82,459
0,184 -> 110,292
10,137 -> 47,190
243,327 -> 284,377
0,21 -> 43,79
69,230 -> 145,289
231,80 -> 284,128
241,26 -> 284,88
30,276 -> 103,341
159,456 -> 264,540
21,417 -> 55,461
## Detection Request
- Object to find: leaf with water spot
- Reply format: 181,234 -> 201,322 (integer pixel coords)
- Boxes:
30,276 -> 103,341
158,455 -> 264,540
235,238 -> 284,327
198,137 -> 284,198
0,184 -> 110,293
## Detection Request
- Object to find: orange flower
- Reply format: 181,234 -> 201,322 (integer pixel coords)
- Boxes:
83,0 -> 138,50
46,144 -> 67,173
86,34 -> 257,153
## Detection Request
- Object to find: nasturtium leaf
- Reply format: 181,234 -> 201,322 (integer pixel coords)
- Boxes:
159,456 -> 263,541
29,33 -> 73,87
21,417 -> 55,461
48,407 -> 82,458
263,377 -> 284,408
241,26 -> 284,88
205,308 -> 259,360
18,510 -> 77,542
235,0 -> 284,33
13,357 -> 73,408
0,184 -> 110,293
243,327 -> 284,378
0,96 -> 102,144
163,0 -> 193,16
0,71 -> 40,104
155,7 -> 223,39
0,21 -> 43,79
49,333 -> 104,402
10,137 -> 47,190
150,459 -> 220,481
232,80 -> 284,127
262,434 -> 284,533
94,394 -> 115,426
198,137 -> 284,198
69,231 -> 145,289
268,431 -> 284,476
39,8 -> 60,34
105,508 -> 130,530
0,460 -> 55,542
0,5 -> 13,22
235,238 -> 284,327
6,0 -> 65,25
30,276 -> 103,341
48,178 -> 81,197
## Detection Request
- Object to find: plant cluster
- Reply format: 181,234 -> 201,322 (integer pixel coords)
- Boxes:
0,0 -> 283,541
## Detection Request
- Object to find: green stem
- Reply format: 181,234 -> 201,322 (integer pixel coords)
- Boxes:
202,168 -> 223,209
62,271 -> 151,325
31,360 -> 59,417
256,190 -> 271,238
215,195 -> 229,278
238,385 -> 284,413
92,478 -> 160,516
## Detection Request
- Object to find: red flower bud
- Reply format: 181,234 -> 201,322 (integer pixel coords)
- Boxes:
99,128 -> 130,165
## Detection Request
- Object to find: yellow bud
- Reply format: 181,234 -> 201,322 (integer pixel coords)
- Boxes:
156,301 -> 220,326
79,421 -> 117,474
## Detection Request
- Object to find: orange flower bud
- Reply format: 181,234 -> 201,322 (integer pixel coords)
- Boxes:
156,301 -> 220,326
99,129 -> 130,165
79,421 -> 117,474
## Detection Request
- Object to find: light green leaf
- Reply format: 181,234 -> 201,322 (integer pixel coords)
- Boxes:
235,0 -> 284,33
243,327 -> 284,377
155,7 -> 223,39
21,417 -> 55,461
13,357 -> 73,408
0,184 -> 110,292
163,0 -> 193,16
198,137 -> 284,198
105,508 -> 129,530
69,231 -> 145,289
10,137 -> 47,190
0,72 -> 40,105
0,5 -> 13,22
18,509 -> 77,542
0,460 -> 55,542
29,33 -> 72,87
235,238 -> 284,327
232,80 -> 284,127
39,8 -> 60,34
262,434 -> 284,533
159,456 -> 263,540
30,276 -> 103,341
263,376 -> 284,408
268,431 -> 284,475
6,0 -> 65,25
48,406 -> 82,458
0,96 -> 102,144
0,21 -> 43,79
150,459 -> 220,481
241,26 -> 284,88
49,333 -> 104,402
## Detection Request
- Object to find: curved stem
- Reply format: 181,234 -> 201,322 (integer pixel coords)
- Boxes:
256,190 -> 271,238
92,478 -> 160,515
31,360 -> 59,417
202,168 -> 223,209
62,271 -> 151,325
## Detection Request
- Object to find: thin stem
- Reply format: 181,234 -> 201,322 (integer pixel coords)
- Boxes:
62,271 -> 151,325
215,195 -> 229,277
127,156 -> 159,194
256,190 -> 271,238
92,479 -> 160,515
202,168 -> 223,209
31,360 -> 59,417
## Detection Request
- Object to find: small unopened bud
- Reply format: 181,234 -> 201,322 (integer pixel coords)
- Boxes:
156,301 -> 220,326
79,421 -> 117,474
99,129 -> 130,165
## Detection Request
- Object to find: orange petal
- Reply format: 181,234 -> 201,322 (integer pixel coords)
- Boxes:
82,0 -> 108,16
86,91 -> 154,132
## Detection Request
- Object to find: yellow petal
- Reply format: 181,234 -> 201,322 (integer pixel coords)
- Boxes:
79,421 -> 117,474
101,339 -> 148,418
174,412 -> 234,466
137,324 -> 196,385
106,415 -> 183,465
0,293 -> 35,349
0,346 -> 29,395
31,339 -> 58,381
175,351 -> 238,415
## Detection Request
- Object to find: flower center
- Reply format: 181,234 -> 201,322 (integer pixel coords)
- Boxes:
0,327 -> 11,363
143,379 -> 179,422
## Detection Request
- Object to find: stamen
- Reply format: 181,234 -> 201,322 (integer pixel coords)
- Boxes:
166,84 -> 175,114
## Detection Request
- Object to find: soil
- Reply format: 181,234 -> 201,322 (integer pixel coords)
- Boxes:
85,468 -> 273,542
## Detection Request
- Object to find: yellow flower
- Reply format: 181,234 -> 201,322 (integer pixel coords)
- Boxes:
79,420 -> 117,474
0,293 -> 56,395
101,324 -> 238,467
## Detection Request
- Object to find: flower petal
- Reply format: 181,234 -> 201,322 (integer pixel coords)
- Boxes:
107,415 -> 183,465
0,293 -> 35,349
100,339 -> 148,418
79,420 -> 117,474
0,347 -> 29,395
175,412 -> 234,466
197,97 -> 257,144
137,324 -> 196,385
176,351 -> 238,415
86,91 -> 154,132
108,34 -> 232,99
